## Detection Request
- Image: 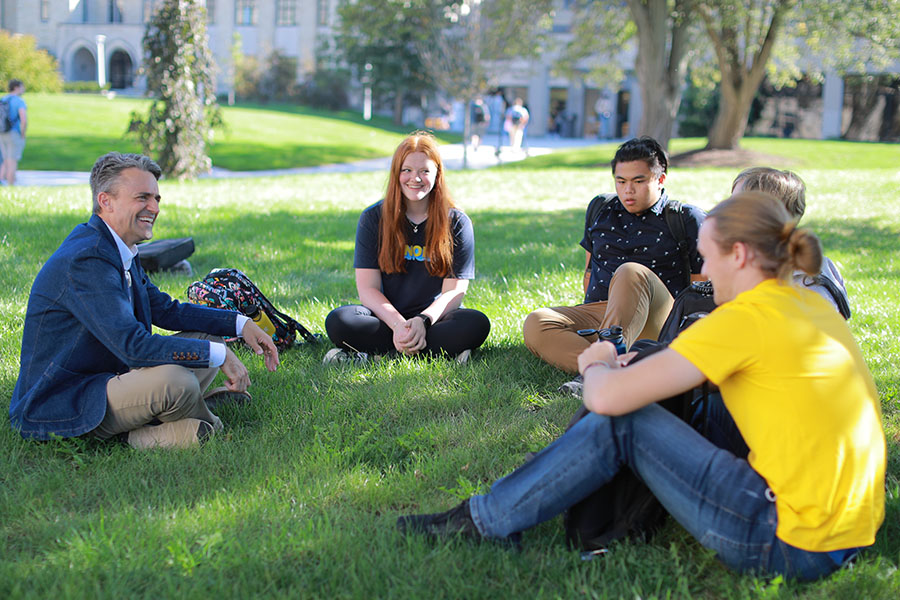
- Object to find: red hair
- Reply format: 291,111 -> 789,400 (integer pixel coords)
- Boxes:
378,131 -> 456,276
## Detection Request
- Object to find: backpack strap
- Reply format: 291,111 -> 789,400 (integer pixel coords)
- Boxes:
808,274 -> 852,320
585,193 -> 617,230
662,199 -> 693,290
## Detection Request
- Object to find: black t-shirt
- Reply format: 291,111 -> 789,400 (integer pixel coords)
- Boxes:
580,191 -> 705,303
354,201 -> 476,317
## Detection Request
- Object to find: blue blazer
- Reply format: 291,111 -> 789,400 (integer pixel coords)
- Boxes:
10,215 -> 240,440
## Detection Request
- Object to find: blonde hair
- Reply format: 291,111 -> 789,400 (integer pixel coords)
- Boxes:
708,191 -> 822,280
732,167 -> 806,219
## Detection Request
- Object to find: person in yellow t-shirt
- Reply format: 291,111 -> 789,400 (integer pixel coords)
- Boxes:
397,191 -> 885,582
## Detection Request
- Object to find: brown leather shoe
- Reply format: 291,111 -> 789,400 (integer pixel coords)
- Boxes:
127,418 -> 214,449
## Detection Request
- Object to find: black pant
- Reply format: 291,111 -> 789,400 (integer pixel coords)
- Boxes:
324,305 -> 490,356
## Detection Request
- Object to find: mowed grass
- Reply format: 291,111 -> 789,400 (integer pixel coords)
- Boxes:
21,93 -> 458,172
504,137 -> 900,170
0,159 -> 898,598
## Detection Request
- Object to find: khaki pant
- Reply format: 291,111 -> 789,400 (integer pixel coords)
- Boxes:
523,262 -> 674,373
91,332 -> 223,440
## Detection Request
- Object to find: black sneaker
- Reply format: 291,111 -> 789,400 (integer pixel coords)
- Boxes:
558,375 -> 584,398
396,499 -> 481,538
396,500 -> 522,548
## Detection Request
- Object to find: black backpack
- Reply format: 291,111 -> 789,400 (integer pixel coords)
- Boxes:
586,194 -> 694,290
472,103 -> 486,124
0,97 -> 13,133
562,282 -> 717,552
186,268 -> 320,350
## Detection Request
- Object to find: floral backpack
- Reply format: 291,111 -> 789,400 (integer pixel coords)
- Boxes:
187,268 -> 320,350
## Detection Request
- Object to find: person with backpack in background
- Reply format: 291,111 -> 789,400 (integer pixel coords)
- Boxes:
732,167 -> 850,318
10,152 -> 280,449
504,98 -> 529,152
523,137 -> 706,397
469,97 -> 490,152
323,131 -> 490,364
398,191 -> 885,582
0,79 -> 27,186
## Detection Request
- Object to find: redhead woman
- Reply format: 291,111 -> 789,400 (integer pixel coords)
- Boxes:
324,132 -> 490,362
399,191 -> 885,581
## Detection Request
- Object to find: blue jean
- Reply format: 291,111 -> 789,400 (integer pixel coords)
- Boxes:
469,403 -> 845,581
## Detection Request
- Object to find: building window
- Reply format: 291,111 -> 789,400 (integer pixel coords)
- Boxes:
206,0 -> 215,24
235,0 -> 257,25
109,0 -> 123,23
143,0 -> 155,23
317,0 -> 329,26
83,0 -> 89,23
40,0 -> 50,22
276,0 -> 297,26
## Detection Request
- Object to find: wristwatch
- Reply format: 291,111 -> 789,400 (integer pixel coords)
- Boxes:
415,313 -> 432,330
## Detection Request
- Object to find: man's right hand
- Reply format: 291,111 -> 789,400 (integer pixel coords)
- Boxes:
221,348 -> 251,392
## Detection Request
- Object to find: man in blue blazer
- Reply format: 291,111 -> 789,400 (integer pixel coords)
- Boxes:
10,152 -> 280,449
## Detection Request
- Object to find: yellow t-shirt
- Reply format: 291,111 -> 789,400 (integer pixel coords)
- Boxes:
670,279 -> 885,552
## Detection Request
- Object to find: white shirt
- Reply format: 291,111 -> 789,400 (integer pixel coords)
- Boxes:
102,221 -> 246,367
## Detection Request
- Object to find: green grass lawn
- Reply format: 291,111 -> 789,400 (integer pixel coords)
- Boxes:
0,152 -> 898,597
21,93 -> 459,172
505,137 -> 900,170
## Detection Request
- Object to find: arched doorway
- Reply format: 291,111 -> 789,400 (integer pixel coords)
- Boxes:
71,47 -> 96,82
109,50 -> 134,89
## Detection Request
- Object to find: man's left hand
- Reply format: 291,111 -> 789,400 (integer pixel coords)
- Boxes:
240,320 -> 280,371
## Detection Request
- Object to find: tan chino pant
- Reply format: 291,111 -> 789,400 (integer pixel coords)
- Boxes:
92,332 -> 223,440
523,262 -> 675,373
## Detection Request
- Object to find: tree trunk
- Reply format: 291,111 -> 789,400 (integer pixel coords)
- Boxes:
626,0 -> 693,150
843,76 -> 882,140
700,1 -> 792,150
706,83 -> 757,149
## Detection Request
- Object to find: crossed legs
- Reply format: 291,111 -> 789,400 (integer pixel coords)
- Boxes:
523,262 -> 674,373
91,332 -> 224,449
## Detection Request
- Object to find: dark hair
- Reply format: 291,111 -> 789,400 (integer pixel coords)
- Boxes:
90,152 -> 162,214
732,167 -> 806,219
708,191 -> 822,280
379,132 -> 455,277
8,79 -> 23,92
611,136 -> 668,177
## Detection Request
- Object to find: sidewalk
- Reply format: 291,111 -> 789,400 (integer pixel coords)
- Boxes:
11,136 -> 606,187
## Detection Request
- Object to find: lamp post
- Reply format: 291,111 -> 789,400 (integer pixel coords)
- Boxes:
362,63 -> 373,121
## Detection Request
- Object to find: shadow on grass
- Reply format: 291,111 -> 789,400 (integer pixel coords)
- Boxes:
7,208 -> 897,304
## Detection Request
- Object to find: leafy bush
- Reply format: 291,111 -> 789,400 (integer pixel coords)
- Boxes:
235,50 -> 299,103
0,31 -> 63,92
296,69 -> 350,111
233,49 -> 349,110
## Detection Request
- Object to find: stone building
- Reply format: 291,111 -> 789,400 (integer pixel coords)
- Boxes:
0,0 -> 333,91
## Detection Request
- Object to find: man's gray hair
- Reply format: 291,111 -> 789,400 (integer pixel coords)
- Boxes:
90,152 -> 162,214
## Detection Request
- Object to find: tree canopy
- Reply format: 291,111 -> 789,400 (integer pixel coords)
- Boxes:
562,0 -> 900,149
335,0 -> 553,126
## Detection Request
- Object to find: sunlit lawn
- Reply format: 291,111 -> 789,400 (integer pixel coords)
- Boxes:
504,137 -> 900,170
21,93 -> 459,172
0,152 -> 897,597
